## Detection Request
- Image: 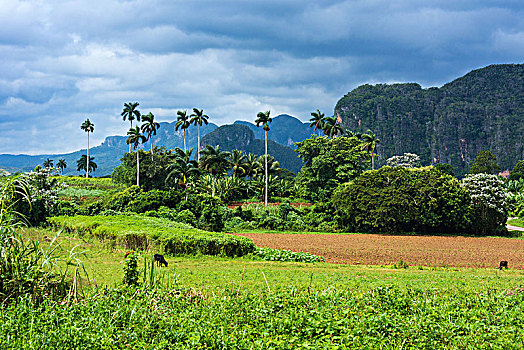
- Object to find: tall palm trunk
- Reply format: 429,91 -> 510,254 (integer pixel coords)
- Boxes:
265,129 -> 268,207
86,131 -> 90,178
197,124 -> 201,162
150,132 -> 154,161
371,153 -> 375,170
183,129 -> 187,152
212,174 -> 215,197
136,150 -> 140,187
129,120 -> 133,153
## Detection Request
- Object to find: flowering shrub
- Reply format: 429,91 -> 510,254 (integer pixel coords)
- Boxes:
461,174 -> 509,235
386,153 -> 420,168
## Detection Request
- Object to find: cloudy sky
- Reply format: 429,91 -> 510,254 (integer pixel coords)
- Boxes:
1,0 -> 523,155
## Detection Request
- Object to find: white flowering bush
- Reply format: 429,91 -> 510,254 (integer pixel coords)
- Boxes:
11,168 -> 65,225
461,174 -> 509,235
386,153 -> 420,168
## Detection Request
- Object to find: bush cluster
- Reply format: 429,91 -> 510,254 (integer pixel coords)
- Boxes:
253,247 -> 325,263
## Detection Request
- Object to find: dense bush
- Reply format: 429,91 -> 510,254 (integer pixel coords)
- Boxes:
332,166 -> 471,234
48,215 -> 255,257
509,160 -> 524,181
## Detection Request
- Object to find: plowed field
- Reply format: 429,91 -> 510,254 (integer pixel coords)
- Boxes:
231,233 -> 524,269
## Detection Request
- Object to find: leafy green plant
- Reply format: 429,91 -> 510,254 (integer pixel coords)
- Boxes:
253,247 -> 325,263
123,251 -> 139,286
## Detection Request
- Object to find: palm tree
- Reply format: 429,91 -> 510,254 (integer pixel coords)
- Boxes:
344,129 -> 363,139
57,159 -> 67,175
199,145 -> 231,197
255,110 -> 272,206
121,102 -> 141,152
360,129 -> 380,170
173,147 -> 194,163
80,118 -> 94,178
126,126 -> 147,187
244,153 -> 260,179
256,155 -> 281,176
309,109 -> 325,136
322,116 -> 344,138
189,108 -> 209,162
175,110 -> 191,151
141,112 -> 160,159
230,150 -> 247,177
166,157 -> 200,192
43,158 -> 53,169
76,155 -> 97,176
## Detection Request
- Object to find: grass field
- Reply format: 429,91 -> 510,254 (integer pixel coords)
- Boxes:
5,226 -> 523,348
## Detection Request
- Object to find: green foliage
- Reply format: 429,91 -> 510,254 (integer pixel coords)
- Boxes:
295,136 -> 370,201
47,214 -> 255,257
123,252 -> 139,286
509,160 -> 524,181
434,163 -> 454,176
2,287 -> 524,347
461,174 -> 509,235
332,166 -> 471,233
253,247 -> 325,262
112,147 -> 177,191
468,150 -> 501,175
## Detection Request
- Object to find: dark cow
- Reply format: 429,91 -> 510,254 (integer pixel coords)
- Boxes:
154,254 -> 168,267
499,261 -> 508,270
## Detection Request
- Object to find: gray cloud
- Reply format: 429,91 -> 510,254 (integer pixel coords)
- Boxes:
0,0 -> 522,154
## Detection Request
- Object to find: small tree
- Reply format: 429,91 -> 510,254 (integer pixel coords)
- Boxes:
509,160 -> 524,181
434,163 -> 454,177
468,150 -> 501,175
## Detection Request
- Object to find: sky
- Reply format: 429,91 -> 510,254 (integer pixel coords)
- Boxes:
1,0 -> 523,155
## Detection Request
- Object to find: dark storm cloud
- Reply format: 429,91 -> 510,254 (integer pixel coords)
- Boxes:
0,0 -> 522,154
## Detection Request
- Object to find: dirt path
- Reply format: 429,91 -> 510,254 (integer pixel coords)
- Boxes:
232,233 -> 524,269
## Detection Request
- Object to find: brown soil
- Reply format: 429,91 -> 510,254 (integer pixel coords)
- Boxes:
231,233 -> 524,269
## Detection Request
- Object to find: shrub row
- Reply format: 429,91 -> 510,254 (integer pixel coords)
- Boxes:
47,215 -> 255,257
253,247 -> 325,263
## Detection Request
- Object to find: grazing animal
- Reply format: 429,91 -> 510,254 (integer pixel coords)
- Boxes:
154,254 -> 168,267
499,261 -> 508,270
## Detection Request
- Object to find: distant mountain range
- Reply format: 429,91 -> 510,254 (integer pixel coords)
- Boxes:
335,64 -> 524,175
0,115 -> 313,176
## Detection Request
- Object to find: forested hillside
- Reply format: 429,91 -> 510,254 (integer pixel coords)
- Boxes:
335,64 -> 524,175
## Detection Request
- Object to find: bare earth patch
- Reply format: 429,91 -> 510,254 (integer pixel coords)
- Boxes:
231,233 -> 524,269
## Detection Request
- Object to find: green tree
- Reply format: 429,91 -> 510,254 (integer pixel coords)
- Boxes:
243,153 -> 260,179
190,108 -> 209,162
360,129 -> 380,170
80,118 -> 94,178
332,166 -> 471,234
309,109 -> 325,137
468,151 -> 501,175
56,159 -> 67,175
76,155 -> 97,175
434,163 -> 454,177
322,116 -> 343,138
121,102 -> 141,153
295,136 -> 370,201
126,126 -> 147,187
199,145 -> 231,197
175,110 -> 191,152
509,160 -> 524,181
43,158 -> 53,169
166,157 -> 200,194
112,147 -> 178,191
255,110 -> 272,206
141,112 -> 160,159
230,150 -> 247,177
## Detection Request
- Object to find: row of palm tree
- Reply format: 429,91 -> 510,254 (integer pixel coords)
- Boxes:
174,108 -> 209,161
42,156 -> 97,176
